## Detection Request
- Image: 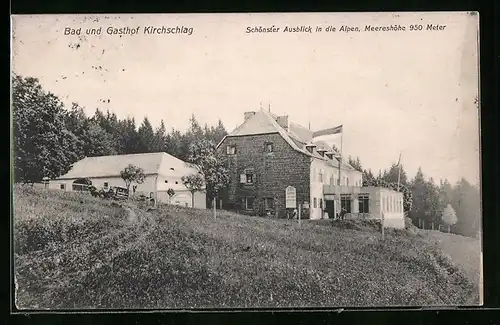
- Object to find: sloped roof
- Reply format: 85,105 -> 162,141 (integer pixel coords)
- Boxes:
55,152 -> 198,180
217,109 -> 357,171
289,123 -> 313,143
228,111 -> 281,136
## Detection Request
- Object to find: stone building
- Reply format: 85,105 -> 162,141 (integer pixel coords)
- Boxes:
216,108 -> 405,228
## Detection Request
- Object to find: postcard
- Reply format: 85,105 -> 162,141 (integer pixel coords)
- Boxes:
11,12 -> 481,310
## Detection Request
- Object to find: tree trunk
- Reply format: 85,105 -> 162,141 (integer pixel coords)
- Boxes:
213,197 -> 216,219
191,192 -> 195,208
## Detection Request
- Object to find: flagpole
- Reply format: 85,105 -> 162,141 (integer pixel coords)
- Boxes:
397,152 -> 402,191
338,127 -> 343,186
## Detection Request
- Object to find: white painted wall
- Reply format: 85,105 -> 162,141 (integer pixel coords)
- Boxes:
49,175 -> 157,195
380,189 -> 405,229
309,158 -> 363,220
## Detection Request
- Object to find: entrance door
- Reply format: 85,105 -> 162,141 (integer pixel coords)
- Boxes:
325,200 -> 335,219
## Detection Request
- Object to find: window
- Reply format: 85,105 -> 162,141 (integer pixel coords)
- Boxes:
319,198 -> 323,209
227,145 -> 236,155
342,176 -> 346,185
165,180 -> 168,183
170,167 -> 175,171
265,142 -> 274,153
341,194 -> 351,213
330,175 -> 335,186
245,197 -> 254,210
346,177 -> 349,186
241,168 -> 254,184
104,182 -> 109,189
60,184 -> 65,190
264,197 -> 275,210
175,181 -> 178,184
313,197 -> 317,208
358,194 -> 370,213
319,169 -> 323,183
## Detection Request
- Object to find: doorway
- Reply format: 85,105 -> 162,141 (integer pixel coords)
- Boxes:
325,200 -> 335,219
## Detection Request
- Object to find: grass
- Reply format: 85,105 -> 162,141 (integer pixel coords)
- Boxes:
13,185 -> 481,309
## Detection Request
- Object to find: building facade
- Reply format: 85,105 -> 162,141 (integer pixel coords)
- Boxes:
48,152 -> 206,209
216,109 -> 404,228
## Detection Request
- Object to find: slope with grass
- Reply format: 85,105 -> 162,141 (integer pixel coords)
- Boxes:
13,186 -> 480,309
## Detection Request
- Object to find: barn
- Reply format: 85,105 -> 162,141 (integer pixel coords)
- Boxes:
48,152 -> 206,209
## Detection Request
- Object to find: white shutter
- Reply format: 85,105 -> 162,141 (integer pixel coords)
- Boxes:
240,174 -> 246,183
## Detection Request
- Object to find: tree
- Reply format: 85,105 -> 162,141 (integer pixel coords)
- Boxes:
181,173 -> 205,208
83,122 -> 117,157
12,75 -> 80,183
451,178 -> 481,237
137,117 -> 155,153
441,204 -> 458,233
152,120 -> 167,153
383,163 -> 408,186
348,156 -> 363,172
186,139 -> 230,203
119,164 -> 145,195
167,188 -> 175,204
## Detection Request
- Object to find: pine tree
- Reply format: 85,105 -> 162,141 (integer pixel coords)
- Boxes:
137,117 -> 155,153
152,120 -> 167,153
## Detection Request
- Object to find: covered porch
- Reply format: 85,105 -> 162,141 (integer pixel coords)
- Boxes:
322,185 -> 374,220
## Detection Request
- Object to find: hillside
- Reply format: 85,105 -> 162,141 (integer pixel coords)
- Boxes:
13,186 -> 481,309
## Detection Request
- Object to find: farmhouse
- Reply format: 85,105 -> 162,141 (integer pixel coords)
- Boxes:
48,152 -> 206,209
216,109 -> 404,228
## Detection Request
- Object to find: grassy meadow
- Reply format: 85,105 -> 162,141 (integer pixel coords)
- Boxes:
13,185 -> 481,309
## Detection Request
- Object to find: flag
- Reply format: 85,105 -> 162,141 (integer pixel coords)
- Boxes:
312,125 -> 343,139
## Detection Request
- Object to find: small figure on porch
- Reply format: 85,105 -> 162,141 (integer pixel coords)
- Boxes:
340,207 -> 347,220
291,208 -> 297,219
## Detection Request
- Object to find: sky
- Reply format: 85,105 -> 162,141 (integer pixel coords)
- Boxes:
11,12 -> 480,186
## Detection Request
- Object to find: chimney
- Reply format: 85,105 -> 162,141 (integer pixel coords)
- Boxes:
276,115 -> 289,131
244,111 -> 256,121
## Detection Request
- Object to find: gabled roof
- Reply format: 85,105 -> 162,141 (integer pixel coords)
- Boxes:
55,152 -> 198,180
217,109 -> 357,172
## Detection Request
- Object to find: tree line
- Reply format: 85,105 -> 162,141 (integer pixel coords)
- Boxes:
12,74 -> 228,184
348,156 -> 481,238
13,74 -> 480,238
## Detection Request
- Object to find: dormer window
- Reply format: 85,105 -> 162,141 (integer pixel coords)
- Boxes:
325,152 -> 334,159
317,148 -> 327,157
305,142 -> 316,153
227,145 -> 236,155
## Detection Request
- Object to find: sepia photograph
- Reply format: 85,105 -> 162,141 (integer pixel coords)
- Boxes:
11,12 -> 481,309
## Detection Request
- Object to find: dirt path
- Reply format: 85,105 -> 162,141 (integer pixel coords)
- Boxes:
427,231 -> 482,289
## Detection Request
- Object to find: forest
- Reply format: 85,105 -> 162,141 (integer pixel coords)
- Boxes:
12,74 -> 481,238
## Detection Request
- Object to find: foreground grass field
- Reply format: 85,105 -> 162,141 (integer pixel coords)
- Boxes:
13,185 -> 481,309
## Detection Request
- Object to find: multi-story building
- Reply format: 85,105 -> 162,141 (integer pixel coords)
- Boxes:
216,109 -> 404,228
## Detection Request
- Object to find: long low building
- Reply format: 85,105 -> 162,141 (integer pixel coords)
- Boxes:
48,152 -> 206,209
